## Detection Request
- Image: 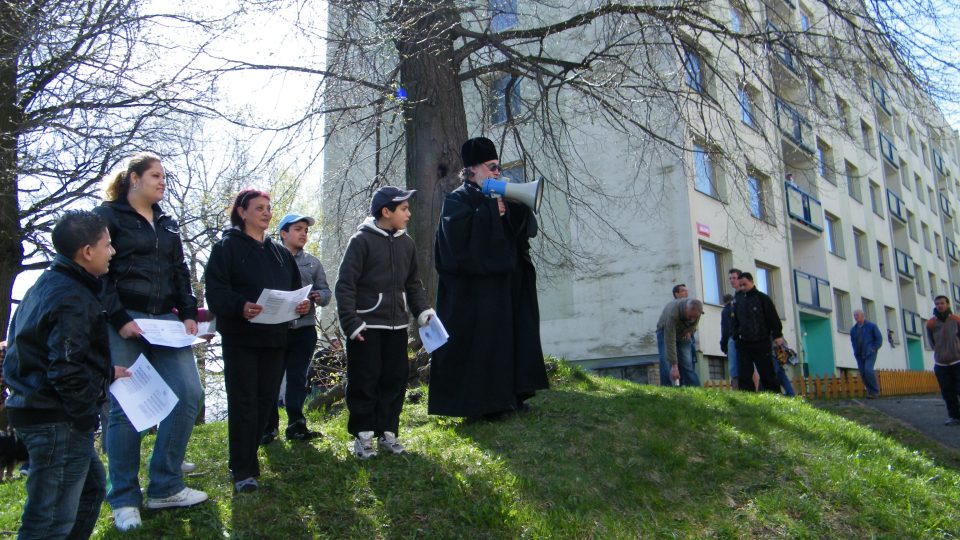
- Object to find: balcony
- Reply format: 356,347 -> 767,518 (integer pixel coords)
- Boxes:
941,192 -> 953,219
775,98 -> 813,152
948,238 -> 959,262
794,270 -> 831,312
894,248 -> 914,278
878,132 -> 899,167
902,309 -> 925,337
766,22 -> 802,77
886,189 -> 906,222
933,149 -> 947,176
870,78 -> 892,115
954,283 -> 960,304
785,182 -> 824,231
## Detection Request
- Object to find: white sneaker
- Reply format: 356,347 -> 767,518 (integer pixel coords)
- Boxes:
352,431 -> 377,459
181,461 -> 197,473
144,487 -> 209,509
113,506 -> 142,532
378,431 -> 406,455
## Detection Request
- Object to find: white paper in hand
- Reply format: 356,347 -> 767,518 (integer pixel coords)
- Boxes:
135,319 -> 205,348
250,285 -> 312,324
109,354 -> 180,432
419,315 -> 450,353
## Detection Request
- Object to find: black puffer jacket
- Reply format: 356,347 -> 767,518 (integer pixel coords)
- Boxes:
204,228 -> 302,348
732,287 -> 783,343
94,199 -> 197,330
3,255 -> 113,432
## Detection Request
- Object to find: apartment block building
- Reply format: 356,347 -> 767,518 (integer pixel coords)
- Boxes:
320,0 -> 960,383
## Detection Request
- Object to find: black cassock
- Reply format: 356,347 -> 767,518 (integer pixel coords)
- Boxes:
427,181 -> 549,417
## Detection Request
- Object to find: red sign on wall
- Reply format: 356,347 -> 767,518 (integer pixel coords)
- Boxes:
696,222 -> 710,237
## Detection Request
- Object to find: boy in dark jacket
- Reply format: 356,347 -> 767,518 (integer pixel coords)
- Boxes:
336,186 -> 435,459
3,210 -> 130,540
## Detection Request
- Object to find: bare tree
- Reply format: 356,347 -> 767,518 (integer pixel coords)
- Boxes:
210,0 -> 959,304
0,0 -> 242,337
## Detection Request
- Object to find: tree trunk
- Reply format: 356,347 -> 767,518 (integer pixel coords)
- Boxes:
0,3 -> 24,339
394,1 -> 468,304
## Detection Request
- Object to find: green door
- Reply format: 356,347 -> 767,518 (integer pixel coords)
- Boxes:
906,338 -> 925,371
800,312 -> 835,377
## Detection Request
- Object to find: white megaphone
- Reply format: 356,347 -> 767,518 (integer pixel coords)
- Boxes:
481,177 -> 545,213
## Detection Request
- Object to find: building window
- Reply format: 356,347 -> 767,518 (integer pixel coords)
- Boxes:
800,7 -> 812,31
834,288 -> 851,332
684,47 -> 705,94
740,87 -> 757,128
935,232 -> 943,259
490,0 -> 518,32
915,175 -> 924,202
693,142 -> 719,198
928,186 -> 937,212
747,174 -> 765,220
915,264 -> 925,295
907,210 -> 918,242
853,228 -> 869,269
922,222 -> 932,252
877,241 -> 890,278
869,181 -> 883,216
836,96 -> 852,135
755,263 -> 780,314
845,161 -> 861,202
861,297 -> 876,324
929,271 -> 937,300
885,306 -> 899,346
707,356 -> 727,381
729,5 -> 743,32
489,74 -> 522,125
817,139 -> 835,184
861,120 -> 875,157
807,71 -> 824,108
700,245 -> 724,305
826,213 -> 844,257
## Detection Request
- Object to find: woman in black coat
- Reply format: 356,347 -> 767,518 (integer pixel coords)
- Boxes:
204,189 -> 309,493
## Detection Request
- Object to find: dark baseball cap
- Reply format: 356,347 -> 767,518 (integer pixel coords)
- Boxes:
370,186 -> 416,216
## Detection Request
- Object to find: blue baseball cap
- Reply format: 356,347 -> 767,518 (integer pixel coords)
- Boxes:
277,213 -> 316,233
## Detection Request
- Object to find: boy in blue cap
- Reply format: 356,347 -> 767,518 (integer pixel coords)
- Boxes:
335,187 -> 435,458
262,212 -> 332,443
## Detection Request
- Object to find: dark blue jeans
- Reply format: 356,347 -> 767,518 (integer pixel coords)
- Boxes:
934,362 -> 960,420
266,326 -> 318,434
656,329 -> 700,387
15,422 -> 105,540
855,352 -> 880,395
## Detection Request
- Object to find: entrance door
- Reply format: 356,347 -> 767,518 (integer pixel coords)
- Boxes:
800,312 -> 835,377
906,338 -> 925,371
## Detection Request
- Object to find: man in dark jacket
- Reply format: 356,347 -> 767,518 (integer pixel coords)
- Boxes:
731,272 -> 784,392
850,310 -> 883,397
428,137 -> 548,419
926,296 -> 960,425
4,210 -> 130,540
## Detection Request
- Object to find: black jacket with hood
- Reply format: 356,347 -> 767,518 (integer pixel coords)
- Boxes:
204,228 -> 302,348
335,217 -> 433,340
94,199 -> 198,330
3,255 -> 113,431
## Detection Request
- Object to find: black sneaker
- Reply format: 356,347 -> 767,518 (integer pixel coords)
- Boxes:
945,418 -> 960,426
259,429 -> 278,446
285,423 -> 321,441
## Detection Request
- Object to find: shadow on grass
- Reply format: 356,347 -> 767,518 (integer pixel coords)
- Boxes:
457,384 -> 960,537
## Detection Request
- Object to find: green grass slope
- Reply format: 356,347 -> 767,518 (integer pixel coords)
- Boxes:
2,362 -> 959,539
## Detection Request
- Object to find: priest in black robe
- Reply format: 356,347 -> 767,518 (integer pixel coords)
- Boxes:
428,137 -> 549,418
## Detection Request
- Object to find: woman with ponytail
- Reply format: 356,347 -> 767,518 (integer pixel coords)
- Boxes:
94,152 -> 207,532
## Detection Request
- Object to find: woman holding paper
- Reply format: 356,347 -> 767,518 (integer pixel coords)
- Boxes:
204,188 -> 309,494
94,152 -> 207,532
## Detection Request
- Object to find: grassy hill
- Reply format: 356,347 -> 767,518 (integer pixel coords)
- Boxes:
2,362 -> 959,539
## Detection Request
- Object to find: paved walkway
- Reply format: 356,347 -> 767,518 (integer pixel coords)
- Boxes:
860,395 -> 960,449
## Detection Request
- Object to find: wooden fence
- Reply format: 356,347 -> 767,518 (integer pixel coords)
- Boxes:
703,369 -> 941,399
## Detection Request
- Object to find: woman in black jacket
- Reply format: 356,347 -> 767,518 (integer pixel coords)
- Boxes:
94,152 -> 207,532
204,189 -> 309,493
